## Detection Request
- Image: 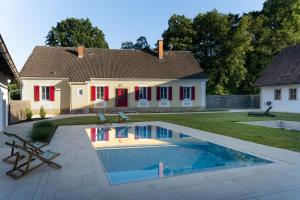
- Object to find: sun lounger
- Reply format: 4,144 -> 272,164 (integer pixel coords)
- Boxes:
97,112 -> 109,124
2,132 -> 48,164
248,106 -> 276,117
118,112 -> 131,123
5,141 -> 61,179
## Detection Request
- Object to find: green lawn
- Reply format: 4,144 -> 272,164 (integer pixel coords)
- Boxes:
32,112 -> 300,152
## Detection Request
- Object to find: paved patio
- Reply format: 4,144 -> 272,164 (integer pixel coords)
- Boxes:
1,121 -> 300,200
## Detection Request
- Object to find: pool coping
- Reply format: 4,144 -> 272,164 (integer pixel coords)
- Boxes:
238,120 -> 300,132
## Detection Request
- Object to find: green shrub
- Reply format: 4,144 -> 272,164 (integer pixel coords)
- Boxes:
25,108 -> 33,120
31,121 -> 55,142
10,89 -> 21,100
39,106 -> 46,119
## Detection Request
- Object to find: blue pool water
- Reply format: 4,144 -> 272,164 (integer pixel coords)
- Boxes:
87,126 -> 271,185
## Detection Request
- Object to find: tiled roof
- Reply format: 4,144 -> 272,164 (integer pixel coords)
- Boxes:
20,46 -> 206,82
256,44 -> 300,86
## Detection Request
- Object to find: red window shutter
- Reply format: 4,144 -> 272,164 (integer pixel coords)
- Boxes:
192,86 -> 195,100
135,86 -> 139,101
168,87 -> 172,100
147,87 -> 151,100
180,87 -> 184,100
90,86 -> 96,101
50,86 -> 55,101
34,86 -> 40,101
104,86 -> 109,101
90,128 -> 96,142
156,87 -> 160,100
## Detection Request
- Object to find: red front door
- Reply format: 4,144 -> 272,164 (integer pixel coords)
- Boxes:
116,89 -> 128,107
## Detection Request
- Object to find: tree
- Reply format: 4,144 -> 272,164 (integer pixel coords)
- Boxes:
121,41 -> 134,49
238,15 -> 273,94
134,36 -> 150,50
225,15 -> 253,94
121,36 -> 150,50
263,0 -> 300,50
46,18 -> 108,48
8,83 -> 21,100
193,10 -> 253,94
238,0 -> 300,94
162,14 -> 195,50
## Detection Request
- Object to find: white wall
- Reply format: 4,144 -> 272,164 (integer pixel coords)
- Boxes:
260,84 -> 300,113
21,78 -> 70,114
0,84 -> 8,131
21,78 -> 208,114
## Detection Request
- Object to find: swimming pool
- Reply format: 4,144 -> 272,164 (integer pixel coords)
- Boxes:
86,125 -> 271,185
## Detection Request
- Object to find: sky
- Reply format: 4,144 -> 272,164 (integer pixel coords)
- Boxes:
1,0 -> 265,70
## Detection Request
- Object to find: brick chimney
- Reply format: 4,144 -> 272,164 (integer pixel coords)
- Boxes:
158,39 -> 164,59
77,46 -> 84,58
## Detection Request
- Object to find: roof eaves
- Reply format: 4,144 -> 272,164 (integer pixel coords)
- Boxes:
0,34 -> 22,85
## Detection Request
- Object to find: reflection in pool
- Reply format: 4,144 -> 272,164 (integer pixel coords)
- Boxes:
86,126 -> 271,185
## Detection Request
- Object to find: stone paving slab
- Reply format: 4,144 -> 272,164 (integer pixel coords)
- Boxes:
1,121 -> 300,200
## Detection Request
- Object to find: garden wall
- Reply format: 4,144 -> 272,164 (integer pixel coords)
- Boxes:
9,100 -> 31,124
206,95 -> 260,110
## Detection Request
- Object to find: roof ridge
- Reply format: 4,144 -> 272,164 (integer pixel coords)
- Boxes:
34,45 -> 192,53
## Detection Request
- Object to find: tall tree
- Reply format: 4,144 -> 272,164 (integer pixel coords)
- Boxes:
121,36 -> 150,50
239,0 -> 300,94
46,18 -> 108,48
263,0 -> 300,50
238,14 -> 273,94
193,10 -> 252,94
225,15 -> 253,94
134,36 -> 150,50
121,41 -> 134,49
162,14 -> 195,50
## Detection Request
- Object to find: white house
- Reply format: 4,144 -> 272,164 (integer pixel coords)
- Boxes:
256,44 -> 300,113
0,34 -> 21,131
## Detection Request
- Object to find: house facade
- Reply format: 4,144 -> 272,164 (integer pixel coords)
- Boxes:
0,34 -> 21,130
20,40 -> 207,114
256,44 -> 300,113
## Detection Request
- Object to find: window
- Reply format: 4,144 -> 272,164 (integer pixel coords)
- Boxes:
274,89 -> 281,100
96,86 -> 105,100
289,88 -> 297,100
77,88 -> 84,96
41,86 -> 50,101
160,87 -> 168,100
139,87 -> 147,100
183,87 -> 192,100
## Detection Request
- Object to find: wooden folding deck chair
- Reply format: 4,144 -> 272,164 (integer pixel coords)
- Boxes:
118,112 -> 131,123
97,112 -> 110,124
5,142 -> 61,179
2,132 -> 48,164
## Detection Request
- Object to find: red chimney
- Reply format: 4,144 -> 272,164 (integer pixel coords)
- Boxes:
77,46 -> 84,58
158,39 -> 164,59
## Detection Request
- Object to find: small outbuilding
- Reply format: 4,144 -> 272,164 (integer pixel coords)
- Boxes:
256,44 -> 300,113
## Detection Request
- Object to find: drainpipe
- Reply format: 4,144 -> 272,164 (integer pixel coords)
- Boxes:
200,80 -> 207,108
69,83 -> 72,114
86,80 -> 91,113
